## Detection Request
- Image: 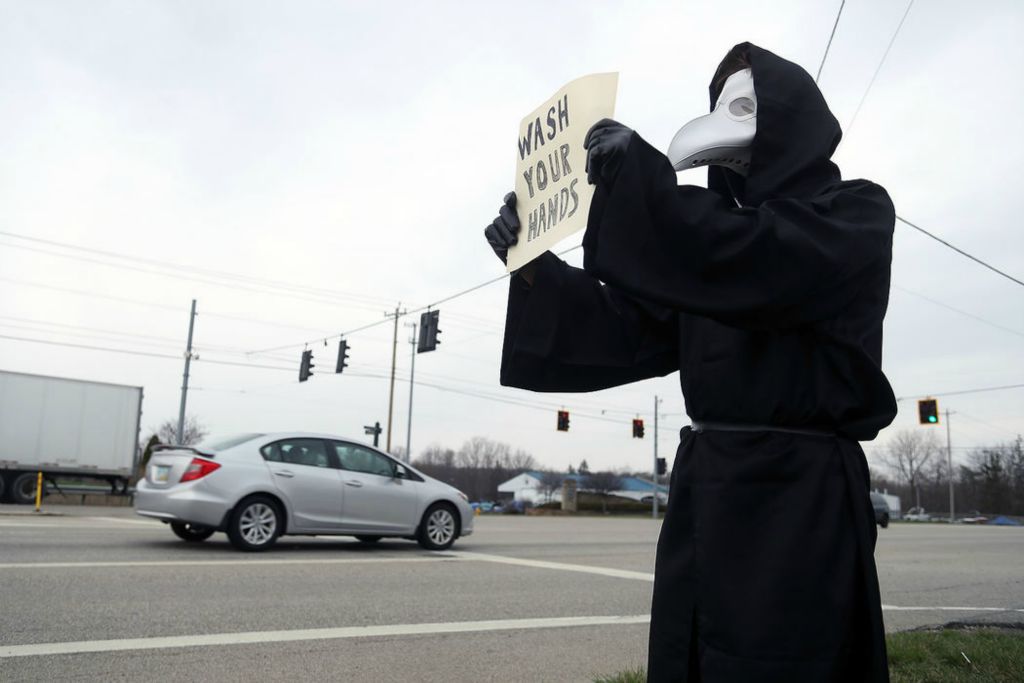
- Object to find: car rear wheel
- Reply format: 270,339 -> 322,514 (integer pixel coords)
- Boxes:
227,496 -> 281,552
171,522 -> 215,542
879,512 -> 890,529
355,535 -> 382,543
416,503 -> 459,551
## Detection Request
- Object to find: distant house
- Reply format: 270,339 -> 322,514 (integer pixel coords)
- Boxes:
497,471 -> 668,505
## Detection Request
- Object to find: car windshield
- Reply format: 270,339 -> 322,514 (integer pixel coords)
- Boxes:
196,433 -> 265,451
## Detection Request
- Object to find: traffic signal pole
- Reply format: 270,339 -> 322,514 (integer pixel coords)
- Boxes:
385,304 -> 404,453
946,409 -> 954,523
404,321 -> 417,463
176,299 -> 197,445
653,395 -> 660,520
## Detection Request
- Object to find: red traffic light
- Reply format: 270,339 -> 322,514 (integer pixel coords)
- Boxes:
557,410 -> 570,432
632,418 -> 645,438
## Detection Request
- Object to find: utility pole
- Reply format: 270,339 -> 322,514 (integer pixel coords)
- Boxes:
176,299 -> 197,445
384,304 -> 406,453
653,395 -> 661,519
946,409 -> 954,523
404,321 -> 418,463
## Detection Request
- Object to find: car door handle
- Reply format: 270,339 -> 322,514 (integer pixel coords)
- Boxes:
273,470 -> 295,478
344,480 -> 363,488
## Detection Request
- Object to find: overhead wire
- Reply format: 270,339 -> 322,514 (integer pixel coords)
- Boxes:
895,216 -> 1024,289
843,0 -> 915,139
815,0 -> 846,83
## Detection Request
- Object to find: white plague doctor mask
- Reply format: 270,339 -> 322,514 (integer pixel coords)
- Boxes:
667,68 -> 757,176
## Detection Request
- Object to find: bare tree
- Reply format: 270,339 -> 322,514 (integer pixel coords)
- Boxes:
578,459 -> 591,474
585,471 -> 623,513
416,445 -> 457,468
537,471 -> 563,502
153,415 -> 208,446
880,430 -> 941,509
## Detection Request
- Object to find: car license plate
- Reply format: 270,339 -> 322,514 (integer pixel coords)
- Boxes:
154,465 -> 171,483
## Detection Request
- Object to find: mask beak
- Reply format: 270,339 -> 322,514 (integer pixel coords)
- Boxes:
667,110 -> 755,176
667,67 -> 757,176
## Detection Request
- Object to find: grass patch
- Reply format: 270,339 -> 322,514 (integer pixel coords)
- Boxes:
595,628 -> 1024,682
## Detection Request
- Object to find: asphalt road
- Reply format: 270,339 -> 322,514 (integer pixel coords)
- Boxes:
0,506 -> 1021,682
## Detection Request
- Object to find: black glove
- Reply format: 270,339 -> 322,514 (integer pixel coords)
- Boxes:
584,118 -> 633,187
484,192 -> 519,264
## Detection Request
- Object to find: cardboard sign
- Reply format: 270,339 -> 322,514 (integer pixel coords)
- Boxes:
506,72 -> 618,272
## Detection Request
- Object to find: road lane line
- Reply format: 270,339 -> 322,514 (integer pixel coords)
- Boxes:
0,615 -> 652,658
451,551 -> 656,582
881,604 -> 1024,613
89,516 -> 162,526
0,556 -> 460,570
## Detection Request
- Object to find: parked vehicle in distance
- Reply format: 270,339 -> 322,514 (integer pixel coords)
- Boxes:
135,433 -> 474,552
961,511 -> 989,524
869,492 -> 891,528
904,507 -> 931,522
0,370 -> 142,504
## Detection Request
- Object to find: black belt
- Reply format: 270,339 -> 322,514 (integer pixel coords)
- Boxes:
690,420 -> 835,438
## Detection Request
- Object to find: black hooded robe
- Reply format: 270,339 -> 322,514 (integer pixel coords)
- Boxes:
500,44 -> 896,682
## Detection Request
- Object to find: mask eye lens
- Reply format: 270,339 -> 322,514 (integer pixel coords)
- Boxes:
729,97 -> 755,117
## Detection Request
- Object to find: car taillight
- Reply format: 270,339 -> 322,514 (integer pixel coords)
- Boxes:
180,458 -> 220,483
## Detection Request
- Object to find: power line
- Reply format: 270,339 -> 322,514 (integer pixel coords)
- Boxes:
891,286 -> 1024,339
815,0 -> 846,83
844,0 -> 915,139
247,244 -> 583,355
0,230 -> 397,308
895,383 -> 1024,402
896,216 -> 1024,289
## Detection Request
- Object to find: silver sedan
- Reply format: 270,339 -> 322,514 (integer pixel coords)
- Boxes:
135,433 -> 474,551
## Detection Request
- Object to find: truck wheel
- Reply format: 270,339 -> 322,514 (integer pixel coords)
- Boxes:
880,513 -> 890,529
416,503 -> 459,551
171,522 -> 215,542
11,473 -> 40,505
227,496 -> 282,552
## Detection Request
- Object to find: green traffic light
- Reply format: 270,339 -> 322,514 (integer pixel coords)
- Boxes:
928,416 -> 937,423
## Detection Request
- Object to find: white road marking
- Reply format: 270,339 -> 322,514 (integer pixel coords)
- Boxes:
882,604 -> 1024,613
452,551 -> 656,582
89,516 -> 162,526
0,556 -> 458,570
0,615 -> 652,658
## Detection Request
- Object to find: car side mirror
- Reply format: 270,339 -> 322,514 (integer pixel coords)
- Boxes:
394,464 -> 407,479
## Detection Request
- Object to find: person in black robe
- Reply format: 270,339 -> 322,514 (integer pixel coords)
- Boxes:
485,42 -> 897,682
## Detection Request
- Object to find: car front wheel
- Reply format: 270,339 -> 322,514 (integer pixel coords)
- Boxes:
879,513 -> 890,529
416,503 -> 459,551
171,522 -> 215,542
227,496 -> 281,552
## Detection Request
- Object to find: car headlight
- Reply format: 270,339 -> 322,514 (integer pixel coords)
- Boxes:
456,491 -> 468,503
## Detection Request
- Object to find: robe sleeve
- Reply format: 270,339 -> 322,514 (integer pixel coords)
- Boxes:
583,134 -> 895,329
500,251 -> 679,392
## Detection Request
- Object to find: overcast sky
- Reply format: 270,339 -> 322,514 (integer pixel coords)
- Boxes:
1,0 -> 1021,475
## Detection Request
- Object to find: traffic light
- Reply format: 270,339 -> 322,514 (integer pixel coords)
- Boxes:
557,410 -> 570,432
918,398 -> 939,425
418,310 -> 441,353
656,457 -> 667,476
335,339 -> 350,373
632,418 -> 645,438
299,349 -> 314,382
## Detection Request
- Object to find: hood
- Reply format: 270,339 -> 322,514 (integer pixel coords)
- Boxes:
707,43 -> 842,206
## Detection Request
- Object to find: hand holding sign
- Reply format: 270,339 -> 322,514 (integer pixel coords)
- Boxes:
584,118 -> 634,187
505,73 -> 618,273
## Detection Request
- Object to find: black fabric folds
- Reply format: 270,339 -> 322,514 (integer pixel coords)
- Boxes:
500,42 -> 895,682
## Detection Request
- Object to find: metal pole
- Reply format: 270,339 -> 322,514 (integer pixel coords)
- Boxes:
385,305 -> 401,452
653,395 -> 659,519
176,299 -> 197,445
946,409 -> 954,523
405,322 -> 417,463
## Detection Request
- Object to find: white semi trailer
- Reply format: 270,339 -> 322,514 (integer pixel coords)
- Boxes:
0,370 -> 143,504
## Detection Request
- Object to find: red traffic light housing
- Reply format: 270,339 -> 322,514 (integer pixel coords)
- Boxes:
557,410 -> 570,432
299,349 -> 314,382
632,418 -> 645,438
